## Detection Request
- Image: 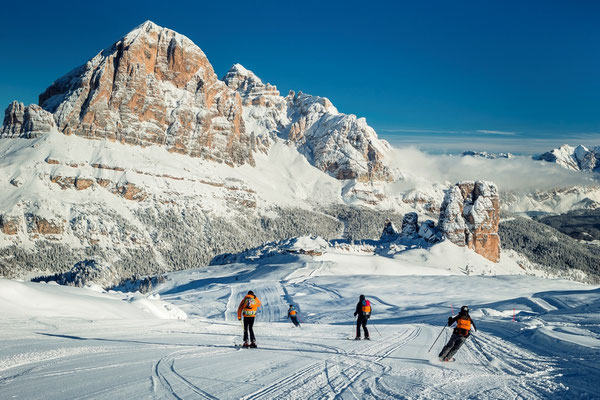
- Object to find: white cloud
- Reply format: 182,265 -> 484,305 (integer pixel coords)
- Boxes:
475,129 -> 517,136
387,146 -> 597,193
379,132 -> 600,156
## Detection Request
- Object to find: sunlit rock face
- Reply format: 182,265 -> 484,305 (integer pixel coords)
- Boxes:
35,21 -> 252,166
439,181 -> 501,262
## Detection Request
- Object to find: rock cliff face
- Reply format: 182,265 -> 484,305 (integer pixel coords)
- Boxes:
223,64 -> 393,182
34,21 -> 252,166
438,181 -> 501,262
2,21 -> 394,181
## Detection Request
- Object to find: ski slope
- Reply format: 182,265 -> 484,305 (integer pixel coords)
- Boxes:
1,242 -> 599,399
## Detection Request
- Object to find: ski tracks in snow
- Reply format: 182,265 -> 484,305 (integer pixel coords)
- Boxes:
226,281 -> 289,323
242,326 -> 421,399
152,349 -> 218,400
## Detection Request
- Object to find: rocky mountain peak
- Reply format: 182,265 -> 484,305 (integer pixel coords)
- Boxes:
30,21 -> 253,166
223,63 -> 281,107
3,22 -> 394,184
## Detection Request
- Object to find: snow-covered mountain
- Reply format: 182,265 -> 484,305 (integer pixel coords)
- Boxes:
462,150 -> 513,159
2,20 -> 600,285
534,144 -> 600,173
222,63 -> 392,182
0,21 -> 427,281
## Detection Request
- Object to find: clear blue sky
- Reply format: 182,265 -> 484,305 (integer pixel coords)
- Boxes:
1,0 -> 599,153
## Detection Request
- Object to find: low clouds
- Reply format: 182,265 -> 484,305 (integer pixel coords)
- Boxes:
379,131 -> 600,156
387,146 -> 596,193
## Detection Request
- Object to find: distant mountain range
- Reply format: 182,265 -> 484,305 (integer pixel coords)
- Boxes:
534,144 -> 600,173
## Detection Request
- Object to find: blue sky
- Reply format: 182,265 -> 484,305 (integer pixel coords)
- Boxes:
1,0 -> 598,154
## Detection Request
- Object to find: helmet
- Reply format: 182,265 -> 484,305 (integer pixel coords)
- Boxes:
460,305 -> 469,313
359,294 -> 365,300
248,290 -> 254,295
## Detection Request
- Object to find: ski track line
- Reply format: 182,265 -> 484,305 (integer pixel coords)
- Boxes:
153,353 -> 183,400
153,349 -> 218,400
151,349 -> 238,400
469,332 -> 565,397
335,327 -> 422,399
243,326 -> 420,400
414,331 -> 562,400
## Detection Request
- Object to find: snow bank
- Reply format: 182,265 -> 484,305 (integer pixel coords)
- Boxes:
0,279 -> 185,320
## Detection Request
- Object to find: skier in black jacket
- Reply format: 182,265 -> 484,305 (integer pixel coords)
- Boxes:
438,305 -> 477,361
353,295 -> 372,340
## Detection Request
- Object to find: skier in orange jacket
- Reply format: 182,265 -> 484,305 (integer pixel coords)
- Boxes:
237,290 -> 262,348
438,305 -> 477,361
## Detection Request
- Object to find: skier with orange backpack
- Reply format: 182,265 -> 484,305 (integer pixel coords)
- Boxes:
438,305 -> 477,361
287,304 -> 301,327
237,290 -> 262,348
354,294 -> 372,340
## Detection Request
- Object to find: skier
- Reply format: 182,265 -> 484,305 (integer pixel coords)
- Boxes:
353,294 -> 371,340
438,305 -> 477,361
287,304 -> 301,327
237,290 -> 262,348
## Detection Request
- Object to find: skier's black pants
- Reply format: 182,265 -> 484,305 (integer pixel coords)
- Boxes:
356,315 -> 369,338
438,332 -> 467,359
243,317 -> 256,342
290,316 -> 300,327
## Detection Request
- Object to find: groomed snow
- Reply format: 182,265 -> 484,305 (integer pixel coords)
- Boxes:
1,239 -> 598,399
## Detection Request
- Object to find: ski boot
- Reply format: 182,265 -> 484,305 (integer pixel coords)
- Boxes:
354,337 -> 361,340
249,342 -> 257,348
242,341 -> 249,348
364,337 -> 371,340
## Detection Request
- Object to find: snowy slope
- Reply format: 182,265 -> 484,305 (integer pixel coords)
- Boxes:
1,238 -> 599,399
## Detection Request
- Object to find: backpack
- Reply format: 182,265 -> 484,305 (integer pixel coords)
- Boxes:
361,299 -> 371,317
245,296 -> 255,309
456,315 -> 471,336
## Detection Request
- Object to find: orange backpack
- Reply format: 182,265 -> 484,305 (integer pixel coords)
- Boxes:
456,316 -> 471,336
362,300 -> 371,316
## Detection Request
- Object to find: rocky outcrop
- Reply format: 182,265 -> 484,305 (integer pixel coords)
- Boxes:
27,214 -> 65,235
0,215 -> 21,235
223,64 -> 393,182
380,218 -> 399,241
438,181 -> 501,262
34,21 -> 252,166
380,214 -> 441,243
400,212 -> 419,238
1,101 -> 57,138
418,220 -> 439,243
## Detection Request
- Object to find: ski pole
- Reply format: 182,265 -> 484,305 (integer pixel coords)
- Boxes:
371,321 -> 382,337
428,324 -> 446,353
470,333 -> 492,363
